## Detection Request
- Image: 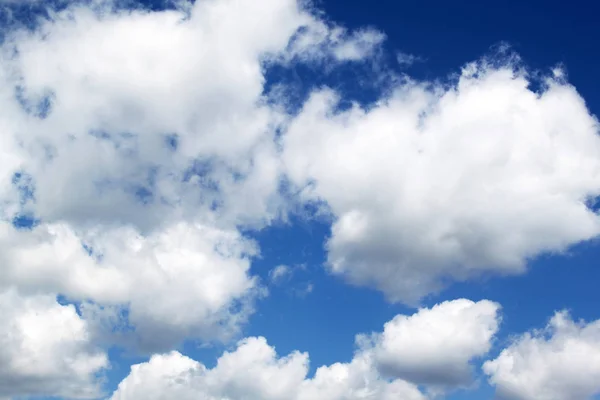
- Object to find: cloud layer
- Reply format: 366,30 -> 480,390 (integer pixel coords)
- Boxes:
0,0 -> 598,398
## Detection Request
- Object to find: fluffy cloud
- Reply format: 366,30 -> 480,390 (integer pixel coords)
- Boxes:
484,311 -> 600,400
110,334 -> 424,400
1,0 -> 599,398
0,288 -> 108,399
110,299 -> 498,399
110,338 -> 310,400
368,299 -> 500,386
0,0 -> 385,237
0,0 -> 383,353
2,0 -> 298,230
0,220 -> 260,351
283,60 -> 600,303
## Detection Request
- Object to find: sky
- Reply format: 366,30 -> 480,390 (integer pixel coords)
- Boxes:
0,0 -> 600,400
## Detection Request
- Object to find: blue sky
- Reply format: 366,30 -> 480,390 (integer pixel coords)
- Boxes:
1,1 -> 600,400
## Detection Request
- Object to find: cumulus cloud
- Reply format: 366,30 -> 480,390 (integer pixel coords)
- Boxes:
109,332 -> 424,400
0,0 -> 384,235
0,289 -> 108,399
0,220 -> 260,351
484,311 -> 600,400
282,59 -> 600,303
368,299 -> 500,386
110,299 -> 497,399
2,0 -> 299,230
0,0 -> 383,354
110,338 -> 311,400
1,0 -> 599,397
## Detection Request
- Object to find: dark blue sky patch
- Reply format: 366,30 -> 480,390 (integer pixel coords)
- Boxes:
12,171 -> 35,204
0,2 -> 50,41
182,158 -> 220,193
164,133 -> 179,151
12,213 -> 39,230
276,176 -> 332,222
14,85 -> 56,119
263,55 -> 393,117
113,0 -> 186,12
108,306 -> 136,334
133,185 -> 153,205
56,293 -> 70,306
316,0 -> 600,120
587,196 -> 600,213
81,242 -> 104,262
0,0 -> 177,44
81,242 -> 94,256
183,158 -> 213,182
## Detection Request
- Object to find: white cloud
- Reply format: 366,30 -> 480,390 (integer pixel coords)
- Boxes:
297,351 -> 426,400
331,29 -> 385,61
282,58 -> 600,303
484,311 -> 600,400
0,0 -> 384,234
0,220 -> 260,351
284,21 -> 384,64
0,1 -> 598,399
0,288 -> 108,399
110,338 -> 310,400
0,0 -> 383,353
369,299 -> 500,386
2,0 -> 296,231
110,298 -> 498,399
110,335 -> 425,400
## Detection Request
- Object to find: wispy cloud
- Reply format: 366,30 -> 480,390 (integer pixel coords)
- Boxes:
396,51 -> 424,67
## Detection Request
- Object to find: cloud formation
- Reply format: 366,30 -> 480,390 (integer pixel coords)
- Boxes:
0,0 -> 598,398
283,60 -> 600,303
0,0 -> 382,356
369,298 -> 500,386
0,219 -> 261,351
0,289 -> 107,399
484,311 -> 600,400
111,299 -> 499,400
110,299 -> 499,399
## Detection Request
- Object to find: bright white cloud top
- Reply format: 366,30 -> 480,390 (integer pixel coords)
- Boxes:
0,289 -> 107,399
369,299 -> 500,386
284,63 -> 600,303
0,0 -> 598,399
0,0 -> 383,352
110,299 -> 498,400
484,311 -> 600,400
